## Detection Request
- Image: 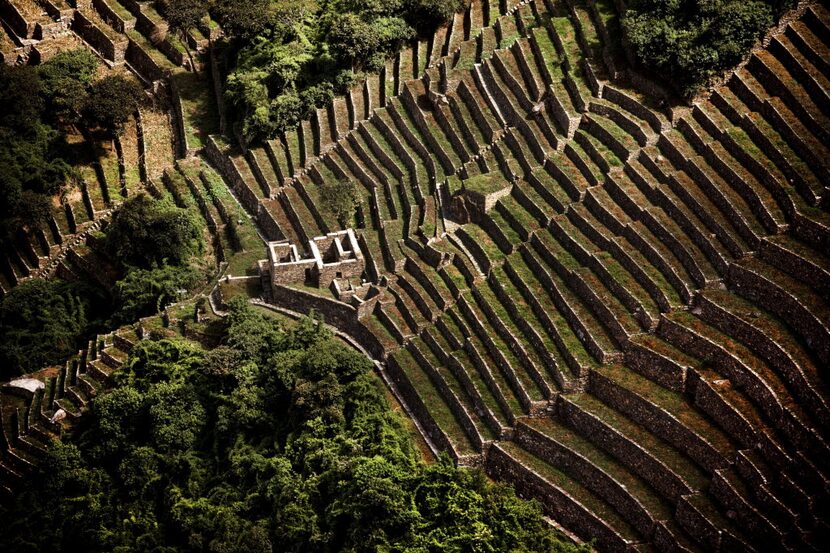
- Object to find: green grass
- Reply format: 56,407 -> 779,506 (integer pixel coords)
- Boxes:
173,71 -> 218,150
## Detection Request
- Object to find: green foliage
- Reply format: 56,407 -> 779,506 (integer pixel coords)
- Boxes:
0,64 -> 73,245
0,279 -> 107,379
405,0 -> 465,32
37,48 -> 99,119
104,193 -> 205,269
82,75 -> 146,135
320,179 -> 361,225
112,264 -> 202,325
159,0 -> 211,33
622,0 -> 794,96
0,301 -> 585,553
220,0 -> 460,144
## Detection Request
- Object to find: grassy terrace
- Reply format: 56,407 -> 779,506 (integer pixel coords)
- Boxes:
567,393 -> 709,491
475,280 -> 557,387
491,264 -> 584,380
498,441 -> 640,541
200,165 -> 265,276
461,222 -> 505,266
594,364 -> 735,457
391,347 -> 477,456
412,335 -> 496,441
465,288 -> 546,401
173,71 -> 218,150
507,252 -> 600,369
524,416 -> 675,519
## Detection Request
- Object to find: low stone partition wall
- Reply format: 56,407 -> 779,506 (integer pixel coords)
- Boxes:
92,0 -> 135,32
270,284 -> 385,362
587,368 -> 730,473
729,261 -> 830,369
485,443 -> 633,552
204,136 -> 260,214
126,38 -> 167,82
557,395 -> 693,503
72,10 -> 127,63
169,76 -> 191,157
622,338 -> 688,392
514,421 -> 656,538
0,0 -> 34,38
385,353 -> 458,460
209,44 -> 227,134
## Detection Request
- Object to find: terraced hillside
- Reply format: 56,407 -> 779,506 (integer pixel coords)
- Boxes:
2,0 -> 830,551
209,1 -> 830,550
0,0 -> 198,295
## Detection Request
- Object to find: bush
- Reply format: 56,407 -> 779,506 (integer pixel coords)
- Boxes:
622,0 -> 793,96
104,193 -> 205,269
83,75 -> 145,135
111,264 -> 202,325
0,279 -> 106,379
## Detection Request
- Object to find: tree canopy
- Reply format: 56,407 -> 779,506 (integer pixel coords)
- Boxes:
104,193 -> 205,269
622,0 -> 794,96
0,279 -> 107,379
219,0 -> 463,144
82,74 -> 146,135
0,300 -> 587,553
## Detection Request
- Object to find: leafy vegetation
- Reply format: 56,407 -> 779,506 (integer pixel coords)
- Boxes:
0,300 -> 585,552
320,179 -> 361,226
105,193 -> 205,269
0,279 -> 108,380
622,0 -> 794,96
0,49 -> 146,250
215,0 -> 463,144
0,194 -> 206,379
103,193 -> 207,325
82,75 -> 146,136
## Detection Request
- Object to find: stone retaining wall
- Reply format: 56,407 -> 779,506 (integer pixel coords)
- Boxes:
72,10 -> 127,62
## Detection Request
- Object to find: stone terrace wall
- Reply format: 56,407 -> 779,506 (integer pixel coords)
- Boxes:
72,10 -> 127,62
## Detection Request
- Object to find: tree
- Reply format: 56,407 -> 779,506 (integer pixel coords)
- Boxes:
0,64 -> 71,244
104,193 -> 204,269
83,75 -> 145,135
112,264 -> 202,325
622,0 -> 788,96
327,13 -> 381,65
213,0 -> 279,39
404,0 -> 464,32
37,48 -> 98,119
0,279 -> 104,379
319,179 -> 360,225
159,0 -> 212,68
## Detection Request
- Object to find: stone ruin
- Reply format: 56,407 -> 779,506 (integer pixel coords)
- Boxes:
259,229 -> 367,299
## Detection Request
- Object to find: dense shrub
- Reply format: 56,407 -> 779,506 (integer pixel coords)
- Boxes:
104,193 -> 205,269
622,0 -> 794,96
0,279 -> 107,379
0,300 -> 586,552
219,0 -> 463,144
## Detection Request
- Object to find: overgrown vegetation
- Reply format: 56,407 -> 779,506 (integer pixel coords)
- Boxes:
0,49 -> 144,249
104,193 -> 206,325
622,0 -> 794,96
0,279 -> 108,380
0,194 -> 205,379
205,0 -> 463,144
0,300 -> 585,553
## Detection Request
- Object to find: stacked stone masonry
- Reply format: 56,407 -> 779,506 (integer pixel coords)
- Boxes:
4,1 -> 830,552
